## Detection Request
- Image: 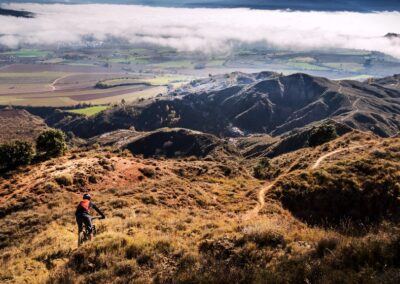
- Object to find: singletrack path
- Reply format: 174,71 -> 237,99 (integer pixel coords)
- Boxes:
49,75 -> 70,91
243,144 -> 364,220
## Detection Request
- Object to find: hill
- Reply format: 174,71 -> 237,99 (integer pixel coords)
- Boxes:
2,72 -> 400,283
2,130 -> 400,283
47,72 -> 400,139
0,107 -> 47,143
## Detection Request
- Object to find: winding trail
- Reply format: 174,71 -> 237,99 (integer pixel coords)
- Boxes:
311,149 -> 343,170
343,97 -> 361,120
243,144 -> 365,221
48,75 -> 70,91
337,80 -> 361,122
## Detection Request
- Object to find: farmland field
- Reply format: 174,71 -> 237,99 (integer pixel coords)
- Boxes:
0,67 -> 178,106
0,49 -> 49,58
0,45 -> 399,107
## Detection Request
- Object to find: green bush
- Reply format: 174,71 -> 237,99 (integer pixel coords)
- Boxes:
0,140 -> 34,172
308,123 -> 338,147
253,157 -> 271,179
36,129 -> 67,159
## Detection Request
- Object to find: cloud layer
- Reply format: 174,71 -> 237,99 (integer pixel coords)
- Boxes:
1,3 -> 400,57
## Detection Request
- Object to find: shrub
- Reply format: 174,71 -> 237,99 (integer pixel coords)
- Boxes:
0,140 -> 35,172
43,182 -> 59,193
316,237 -> 340,257
36,129 -> 67,159
308,123 -> 338,147
55,174 -> 73,186
242,226 -> 285,248
88,175 -> 98,184
253,157 -> 271,179
139,168 -> 155,178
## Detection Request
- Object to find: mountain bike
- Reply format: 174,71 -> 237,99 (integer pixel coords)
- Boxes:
78,216 -> 102,246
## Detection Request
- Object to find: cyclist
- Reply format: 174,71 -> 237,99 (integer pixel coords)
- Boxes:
75,193 -> 105,242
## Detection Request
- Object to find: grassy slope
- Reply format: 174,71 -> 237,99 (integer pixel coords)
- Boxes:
67,106 -> 109,117
1,132 -> 400,283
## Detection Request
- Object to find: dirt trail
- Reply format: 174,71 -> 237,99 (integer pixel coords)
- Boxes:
49,75 -> 70,91
311,148 -> 344,169
340,97 -> 360,122
242,157 -> 302,221
337,81 -> 362,122
243,144 -> 364,220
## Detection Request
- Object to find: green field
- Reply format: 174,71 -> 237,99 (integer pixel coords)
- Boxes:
1,49 -> 49,58
98,75 -> 191,88
288,62 -> 329,71
322,62 -> 364,72
107,56 -> 149,65
154,60 -> 194,69
0,72 -> 68,78
206,60 -> 226,67
337,74 -> 372,81
67,106 -> 109,116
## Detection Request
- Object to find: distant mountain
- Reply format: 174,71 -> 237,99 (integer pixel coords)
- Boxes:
385,33 -> 400,39
46,72 -> 400,139
0,7 -> 34,18
5,1 -> 400,12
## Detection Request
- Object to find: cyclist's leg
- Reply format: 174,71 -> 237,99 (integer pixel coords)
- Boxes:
76,215 -> 83,245
82,214 -> 93,241
76,215 -> 83,233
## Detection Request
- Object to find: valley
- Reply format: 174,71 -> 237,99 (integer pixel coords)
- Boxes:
1,68 -> 400,283
1,44 -> 399,109
1,2 -> 400,283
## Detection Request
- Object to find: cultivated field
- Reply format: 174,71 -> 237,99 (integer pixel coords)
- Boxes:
0,67 -> 188,107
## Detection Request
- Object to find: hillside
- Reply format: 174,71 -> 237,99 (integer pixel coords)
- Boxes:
47,72 -> 400,139
2,71 -> 400,283
2,130 -> 400,283
0,108 -> 47,143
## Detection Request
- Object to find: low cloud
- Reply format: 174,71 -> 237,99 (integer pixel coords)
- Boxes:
1,3 -> 400,57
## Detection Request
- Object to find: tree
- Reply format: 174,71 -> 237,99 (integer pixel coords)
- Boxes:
0,140 -> 34,172
36,129 -> 67,159
308,123 -> 338,147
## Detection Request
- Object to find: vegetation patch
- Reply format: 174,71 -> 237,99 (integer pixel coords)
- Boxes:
272,155 -> 400,226
67,106 -> 109,117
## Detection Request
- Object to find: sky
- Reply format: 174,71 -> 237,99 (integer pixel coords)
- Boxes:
0,2 -> 399,57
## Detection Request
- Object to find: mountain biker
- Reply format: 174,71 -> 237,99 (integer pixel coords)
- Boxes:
75,193 -> 105,241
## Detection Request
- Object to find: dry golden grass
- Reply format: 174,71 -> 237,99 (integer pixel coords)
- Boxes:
1,131 -> 400,283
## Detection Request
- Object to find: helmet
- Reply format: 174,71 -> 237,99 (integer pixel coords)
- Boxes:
83,193 -> 91,200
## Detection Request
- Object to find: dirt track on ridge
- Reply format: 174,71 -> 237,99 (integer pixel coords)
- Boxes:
243,144 -> 364,220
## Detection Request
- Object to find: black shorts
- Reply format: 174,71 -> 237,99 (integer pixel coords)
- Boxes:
76,214 -> 92,233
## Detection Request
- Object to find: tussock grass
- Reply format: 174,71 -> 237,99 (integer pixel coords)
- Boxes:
2,134 -> 400,283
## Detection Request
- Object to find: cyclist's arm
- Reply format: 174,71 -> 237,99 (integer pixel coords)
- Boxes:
92,203 -> 105,219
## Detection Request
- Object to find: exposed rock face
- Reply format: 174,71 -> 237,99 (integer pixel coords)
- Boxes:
47,72 -> 400,138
